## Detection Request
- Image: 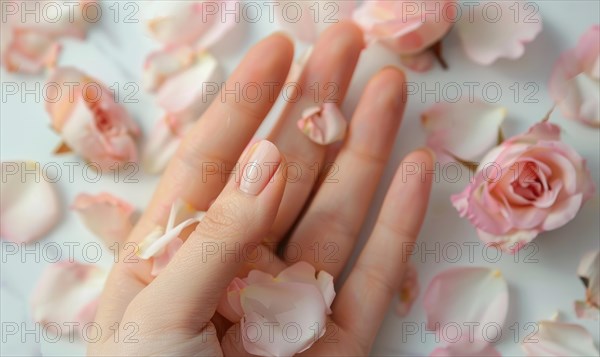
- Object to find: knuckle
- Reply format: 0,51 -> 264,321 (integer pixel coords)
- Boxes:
198,199 -> 246,239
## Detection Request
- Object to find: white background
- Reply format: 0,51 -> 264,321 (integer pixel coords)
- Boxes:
1,1 -> 599,356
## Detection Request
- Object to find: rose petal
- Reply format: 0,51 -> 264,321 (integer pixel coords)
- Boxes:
143,46 -> 195,92
297,103 -> 348,145
30,261 -> 108,327
142,116 -> 185,174
575,250 -> 599,320
456,0 -> 542,65
156,52 -> 221,115
400,51 -> 436,72
72,192 -> 134,246
1,161 -> 61,243
549,26 -> 600,127
277,1 -> 355,43
422,99 -> 506,162
423,267 -> 508,345
521,320 -> 599,356
146,0 -> 238,49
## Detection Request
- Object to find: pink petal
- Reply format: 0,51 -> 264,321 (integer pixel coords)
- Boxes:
72,192 -> 134,246
423,267 -> 508,345
277,1 -> 355,43
521,320 -> 599,356
422,99 -> 506,162
541,193 -> 583,231
150,237 -> 183,276
549,26 -> 600,127
456,0 -> 542,65
1,161 -> 61,243
400,51 -> 436,72
30,261 -> 107,327
146,0 -> 237,49
217,277 -> 247,322
143,46 -> 195,92
142,116 -> 185,174
297,103 -> 348,145
353,0 -> 455,55
477,229 -> 538,255
575,250 -> 599,320
156,52 -> 221,114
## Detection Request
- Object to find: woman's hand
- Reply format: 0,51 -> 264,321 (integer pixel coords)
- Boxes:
88,21 -> 433,356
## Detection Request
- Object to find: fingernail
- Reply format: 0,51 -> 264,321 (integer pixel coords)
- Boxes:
239,140 -> 281,195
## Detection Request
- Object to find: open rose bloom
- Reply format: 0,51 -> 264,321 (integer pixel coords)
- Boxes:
452,122 -> 595,253
1,0 -> 96,73
217,262 -> 335,357
550,25 -> 600,127
45,67 -> 139,170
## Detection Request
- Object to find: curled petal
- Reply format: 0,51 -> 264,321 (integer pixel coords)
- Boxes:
456,0 -> 542,65
549,26 -> 600,127
218,262 -> 335,356
146,0 -> 238,49
30,261 -> 108,327
422,99 -> 506,163
1,161 -> 61,243
297,103 -> 348,145
575,250 -> 599,320
143,46 -> 195,92
142,116 -> 186,174
423,267 -> 508,347
521,320 -> 599,356
137,200 -> 205,276
71,192 -> 134,246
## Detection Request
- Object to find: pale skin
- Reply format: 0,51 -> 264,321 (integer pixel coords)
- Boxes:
89,22 -> 433,356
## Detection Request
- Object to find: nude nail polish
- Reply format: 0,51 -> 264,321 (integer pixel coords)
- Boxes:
239,140 -> 281,195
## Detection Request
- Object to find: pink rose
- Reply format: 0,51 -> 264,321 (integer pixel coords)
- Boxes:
1,0 -> 96,73
451,122 -> 595,253
45,67 -> 139,170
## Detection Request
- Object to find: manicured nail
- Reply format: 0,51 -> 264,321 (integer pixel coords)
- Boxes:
239,140 -> 281,195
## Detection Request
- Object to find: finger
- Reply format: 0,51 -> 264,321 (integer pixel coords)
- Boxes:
266,22 -> 364,243
289,67 -> 407,277
333,149 -> 434,351
132,33 -> 294,243
125,140 -> 287,330
93,34 -> 293,334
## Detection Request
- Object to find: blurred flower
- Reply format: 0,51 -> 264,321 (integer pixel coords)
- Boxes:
353,0 -> 456,72
521,319 -> 599,356
276,1 -> 355,43
424,267 -> 507,356
217,262 -> 335,357
143,52 -> 222,173
45,67 -> 139,170
575,250 -> 599,320
0,161 -> 61,243
1,0 -> 97,73
72,192 -> 134,247
422,99 -> 506,163
452,121 -> 595,253
137,199 -> 205,276
297,103 -> 347,145
549,25 -> 600,127
145,0 -> 238,50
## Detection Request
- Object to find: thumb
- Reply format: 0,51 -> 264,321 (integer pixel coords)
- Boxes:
124,140 -> 286,331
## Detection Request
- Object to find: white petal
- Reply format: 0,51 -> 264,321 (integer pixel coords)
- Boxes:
1,161 -> 61,243
521,320 -> 599,356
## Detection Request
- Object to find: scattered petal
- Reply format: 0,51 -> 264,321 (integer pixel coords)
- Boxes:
575,250 -> 599,320
521,320 -> 599,356
277,1 -> 355,43
1,161 -> 61,243
423,267 -> 508,349
218,262 -> 335,356
30,261 -> 108,327
297,103 -> 347,145
137,200 -> 205,276
549,25 -> 600,127
456,0 -> 542,65
422,99 -> 506,163
72,192 -> 134,246
143,46 -> 196,92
